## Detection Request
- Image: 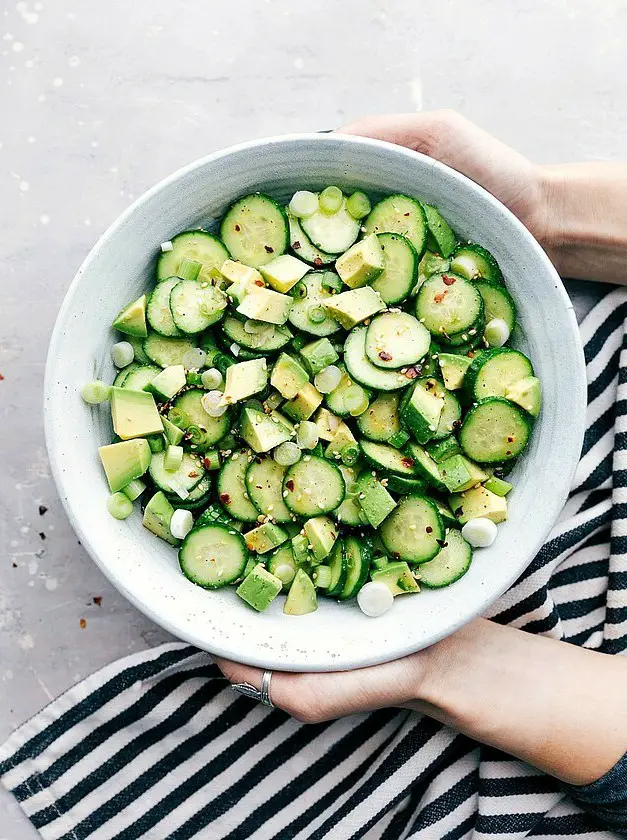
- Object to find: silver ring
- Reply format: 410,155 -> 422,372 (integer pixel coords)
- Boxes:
231,669 -> 274,707
260,670 -> 274,707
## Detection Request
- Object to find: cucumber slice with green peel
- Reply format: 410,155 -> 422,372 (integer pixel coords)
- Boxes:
365,312 -> 431,370
325,366 -> 371,418
220,194 -> 289,268
168,390 -> 230,448
370,233 -> 418,304
195,501 -> 238,529
287,271 -> 342,337
338,534 -> 373,600
147,277 -> 183,337
301,198 -> 361,254
221,316 -> 292,353
450,243 -> 503,285
359,440 -> 419,477
143,333 -> 198,368
325,538 -> 348,596
149,451 -> 205,495
283,456 -> 345,517
245,457 -> 293,523
386,474 -> 428,495
332,466 -> 368,527
464,347 -> 534,401
169,279 -> 227,334
168,475 -> 212,510
287,212 -> 336,266
417,528 -> 472,588
157,231 -> 230,285
406,443 -> 447,492
379,495 -> 444,565
356,392 -> 402,441
422,204 -> 457,258
474,279 -> 516,332
120,364 -> 161,392
179,525 -> 248,589
363,194 -> 427,255
344,327 -> 413,392
415,273 -> 484,340
459,397 -> 532,463
217,450 -> 260,522
433,389 -> 462,441
127,335 -> 152,365
113,363 -> 139,387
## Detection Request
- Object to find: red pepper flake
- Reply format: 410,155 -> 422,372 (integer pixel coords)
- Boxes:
93,596 -> 102,606
188,471 -> 199,478
425,526 -> 433,534
433,291 -> 448,304
79,618 -> 87,629
378,351 -> 393,361
506,450 -> 512,456
507,436 -> 515,443
405,367 -> 420,380
401,457 -> 415,468
403,212 -> 410,217
264,245 -> 274,253
38,505 -> 47,516
286,479 -> 295,491
254,279 -> 265,287
234,224 -> 241,232
313,257 -> 323,267
293,240 -> 301,250
442,275 -> 457,286
425,380 -> 434,390
0,373 -> 4,381
219,493 -> 231,505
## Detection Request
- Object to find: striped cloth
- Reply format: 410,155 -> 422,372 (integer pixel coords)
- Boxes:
2,288 -> 627,840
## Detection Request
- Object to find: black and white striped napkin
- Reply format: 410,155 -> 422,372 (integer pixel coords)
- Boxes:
2,288 -> 626,840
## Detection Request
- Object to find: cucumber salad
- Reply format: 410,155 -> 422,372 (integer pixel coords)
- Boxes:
82,185 -> 542,619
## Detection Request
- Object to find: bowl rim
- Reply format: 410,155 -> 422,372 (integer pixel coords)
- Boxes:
44,132 -> 586,669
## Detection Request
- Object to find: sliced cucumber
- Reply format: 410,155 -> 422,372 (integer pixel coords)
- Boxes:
245,457 -> 293,523
147,277 -> 182,337
474,279 -> 516,332
149,451 -> 205,494
344,327 -> 412,392
356,393 -> 402,441
157,231 -> 230,284
168,390 -> 230,448
363,194 -> 427,255
168,474 -> 212,510
386,474 -> 428,495
221,316 -> 292,353
287,271 -> 342,337
464,348 -> 534,401
415,274 -> 484,340
370,233 -> 418,304
418,528 -> 472,588
459,397 -> 532,463
406,443 -> 447,492
287,212 -> 335,266
332,466 -> 367,527
380,495 -> 444,564
179,525 -> 248,589
127,335 -> 152,365
326,538 -> 348,596
217,450 -> 260,522
338,534 -> 373,600
422,204 -> 457,258
365,312 -> 431,370
113,363 -> 137,387
325,366 -> 371,418
450,243 -> 503,285
301,198 -> 361,254
220,194 -> 289,268
120,364 -> 161,392
283,456 -> 345,517
170,279 -> 227,334
360,440 -> 419,477
143,333 -> 198,368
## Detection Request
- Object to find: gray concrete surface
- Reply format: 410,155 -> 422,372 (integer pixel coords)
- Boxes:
1,0 -> 625,834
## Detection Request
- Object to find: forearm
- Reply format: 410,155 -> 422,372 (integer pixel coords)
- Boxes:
539,163 -> 627,285
412,618 -> 627,785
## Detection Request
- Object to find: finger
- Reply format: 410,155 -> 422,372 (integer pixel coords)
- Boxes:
213,657 -> 291,711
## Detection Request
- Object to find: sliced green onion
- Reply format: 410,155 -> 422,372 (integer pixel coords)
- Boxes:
111,341 -> 134,368
288,190 -> 319,219
314,364 -> 342,393
177,257 -> 202,282
202,449 -> 221,471
346,191 -> 372,220
341,444 -> 360,466
167,407 -> 186,427
484,318 -> 510,347
274,563 -> 297,586
181,348 -> 207,370
389,429 -> 410,448
274,441 -> 302,466
81,380 -> 111,404
345,385 -> 369,416
321,273 -> 343,293
319,185 -> 343,215
201,368 -> 223,390
170,508 -> 194,540
185,425 -> 206,445
147,434 -> 165,453
292,281 -> 308,300
164,444 -> 184,472
313,565 -> 332,589
296,420 -> 320,449
307,305 -> 327,325
201,390 -> 228,417
106,492 -> 134,520
186,370 -> 204,387
122,478 -> 146,501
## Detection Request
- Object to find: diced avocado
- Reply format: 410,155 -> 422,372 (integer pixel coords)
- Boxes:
146,365 -> 186,401
314,407 -> 341,441
98,438 -> 152,492
303,516 -> 338,562
335,233 -> 385,289
260,254 -> 310,293
439,454 -> 489,493
299,337 -> 339,375
240,406 -> 293,453
244,522 -> 289,554
505,376 -> 542,418
371,561 -> 419,595
449,486 -> 508,524
283,383 -> 323,421
263,390 -> 284,413
324,286 -> 385,329
270,352 -> 310,400
110,387 -> 163,440
142,490 -> 178,545
112,294 -> 148,338
283,568 -> 317,615
222,260 -> 266,303
162,416 -> 185,446
484,475 -> 513,496
236,287 -> 292,325
324,420 -> 357,459
291,532 -> 313,566
438,353 -> 472,390
236,564 -> 283,611
426,435 -> 462,463
220,358 -> 268,406
356,472 -> 397,528
400,380 -> 445,445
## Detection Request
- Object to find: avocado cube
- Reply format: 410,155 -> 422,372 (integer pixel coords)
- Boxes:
438,353 -> 472,390
110,387 -> 163,440
505,376 -> 542,418
324,286 -> 385,329
283,383 -> 323,421
236,564 -> 283,611
299,338 -> 339,375
222,260 -> 265,303
112,294 -> 148,338
162,416 -> 185,446
220,358 -> 268,406
371,561 -> 419,595
236,287 -> 292,325
426,436 -> 462,463
324,420 -> 357,460
483,475 -> 513,496
283,569 -> 317,615
449,486 -> 508,524
142,490 -> 178,545
314,407 -> 341,441
244,522 -> 289,554
260,254 -> 310,293
98,438 -> 152,492
335,233 -> 385,289
356,472 -> 397,528
270,353 -> 310,400
146,365 -> 186,401
439,454 -> 489,493
400,380 -> 445,445
303,516 -> 338,562
240,406 -> 293,453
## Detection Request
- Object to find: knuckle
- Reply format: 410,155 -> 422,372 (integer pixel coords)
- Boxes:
413,109 -> 463,156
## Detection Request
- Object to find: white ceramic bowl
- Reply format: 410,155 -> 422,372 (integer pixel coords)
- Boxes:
44,134 -> 586,671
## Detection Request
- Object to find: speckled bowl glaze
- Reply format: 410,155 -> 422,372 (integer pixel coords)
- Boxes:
44,134 -> 586,671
